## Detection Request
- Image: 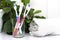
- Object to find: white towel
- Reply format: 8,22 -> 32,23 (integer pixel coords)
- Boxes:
29,18 -> 60,37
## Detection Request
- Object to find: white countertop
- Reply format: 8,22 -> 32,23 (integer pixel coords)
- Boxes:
0,32 -> 60,40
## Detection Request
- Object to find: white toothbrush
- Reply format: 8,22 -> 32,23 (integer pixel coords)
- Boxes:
13,3 -> 24,36
19,4 -> 31,34
19,3 -> 24,17
14,3 -> 19,20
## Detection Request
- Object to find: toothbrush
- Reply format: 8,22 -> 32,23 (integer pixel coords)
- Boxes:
19,3 -> 23,17
16,3 -> 24,34
13,3 -> 19,36
19,4 -> 31,34
13,3 -> 24,37
14,3 -> 19,20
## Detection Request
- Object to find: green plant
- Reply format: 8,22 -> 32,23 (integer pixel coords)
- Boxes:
0,0 -> 16,35
1,0 -> 45,35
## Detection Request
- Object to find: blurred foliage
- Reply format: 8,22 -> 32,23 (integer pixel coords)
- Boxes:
21,0 -> 30,6
0,0 -> 16,35
1,0 -> 46,34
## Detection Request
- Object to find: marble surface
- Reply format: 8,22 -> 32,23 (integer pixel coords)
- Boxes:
0,32 -> 60,40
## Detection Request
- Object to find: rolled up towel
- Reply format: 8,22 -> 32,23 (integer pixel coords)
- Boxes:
29,18 -> 60,37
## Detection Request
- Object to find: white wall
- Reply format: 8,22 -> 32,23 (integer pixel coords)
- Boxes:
48,0 -> 60,18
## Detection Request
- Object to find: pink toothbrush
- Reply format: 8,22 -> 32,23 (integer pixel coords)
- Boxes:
13,3 -> 24,37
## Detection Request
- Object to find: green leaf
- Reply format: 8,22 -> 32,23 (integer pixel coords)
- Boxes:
4,20 -> 12,33
11,18 -> 16,32
34,10 -> 41,14
2,13 -> 10,22
0,0 -> 15,9
3,7 -> 11,13
3,18 -> 16,33
10,8 -> 16,18
25,18 -> 31,23
28,8 -> 35,17
21,0 -> 30,6
34,16 -> 46,19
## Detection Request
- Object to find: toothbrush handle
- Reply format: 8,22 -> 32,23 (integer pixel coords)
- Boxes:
13,17 -> 21,36
19,3 -> 24,17
19,17 -> 25,32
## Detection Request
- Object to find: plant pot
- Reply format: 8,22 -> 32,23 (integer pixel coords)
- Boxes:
0,9 -> 4,32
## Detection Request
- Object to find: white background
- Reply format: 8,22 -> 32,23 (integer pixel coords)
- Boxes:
48,0 -> 60,18
0,0 -> 60,40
